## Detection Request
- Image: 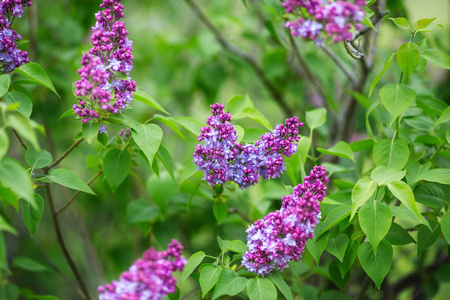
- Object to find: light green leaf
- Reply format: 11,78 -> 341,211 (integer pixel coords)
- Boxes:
213,202 -> 228,224
200,266 -> 223,297
414,18 -> 437,32
370,166 -> 406,186
430,106 -> 450,130
0,158 -> 35,208
180,162 -> 200,184
7,113 -> 39,149
389,17 -> 411,31
25,148 -> 52,170
379,83 -> 416,125
0,74 -> 10,97
358,240 -> 392,289
391,206 -> 430,230
21,194 -> 44,237
247,277 -> 277,300
306,228 -> 329,264
15,62 -> 59,96
226,95 -> 253,116
405,161 -> 431,185
417,220 -> 441,256
373,139 -> 409,170
226,240 -> 248,254
387,180 -> 420,220
131,123 -> 163,166
0,233 -> 10,273
235,124 -> 244,143
326,234 -> 349,262
441,210 -> 450,244
351,178 -> 377,220
13,257 -> 48,272
81,122 -> 99,144
153,115 -> 186,140
125,200 -> 159,224
0,215 -> 17,235
267,271 -> 293,300
238,107 -> 272,130
181,251 -> 206,283
3,91 -> 32,118
103,149 -> 131,192
48,168 -> 96,195
418,168 -> 450,185
156,145 -> 175,182
369,53 -> 395,97
212,267 -> 247,299
359,201 -> 392,254
397,42 -> 420,84
0,128 -> 9,160
305,108 -> 326,130
298,137 -> 311,164
317,205 -> 351,237
421,49 -> 450,69
133,90 -> 169,114
169,116 -> 203,136
317,141 -> 355,162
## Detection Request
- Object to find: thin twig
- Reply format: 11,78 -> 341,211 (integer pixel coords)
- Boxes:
357,275 -> 372,300
183,0 -> 292,116
43,168 -> 91,300
228,207 -> 252,223
12,128 -> 28,150
353,10 -> 390,41
321,44 -> 357,86
47,138 -> 85,170
56,170 -> 103,215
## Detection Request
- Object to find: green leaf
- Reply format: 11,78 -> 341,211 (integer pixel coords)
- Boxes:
414,183 -> 443,210
238,107 -> 272,131
317,141 -> 355,162
15,62 -> 59,96
306,229 -> 329,264
247,277 -> 277,300
133,90 -> 169,114
0,186 -> 18,211
0,158 -> 35,208
226,240 -> 248,254
351,178 -> 377,220
358,240 -> 393,289
21,194 -> 44,237
0,74 -> 10,97
359,201 -> 392,254
180,162 -> 200,184
328,260 -> 350,290
200,266 -> 223,297
267,271 -> 293,300
81,122 -> 99,144
387,180 -> 420,220
3,91 -> 32,118
48,168 -> 96,195
153,115 -> 186,140
430,106 -> 450,130
305,108 -> 326,130
156,145 -> 175,182
125,200 -> 159,224
326,234 -> 349,262
421,49 -> 450,69
370,166 -> 406,186
0,128 -> 9,160
385,223 -> 415,245
317,205 -> 351,237
169,116 -> 203,137
391,206 -> 430,230
59,109 -> 75,120
131,123 -> 163,166
0,215 -> 17,235
414,18 -> 437,32
379,83 -> 416,125
213,202 -> 228,224
212,267 -> 247,299
418,168 -> 450,185
417,220 -> 441,256
180,251 -> 205,283
336,239 -> 359,277
25,148 -> 52,170
226,95 -> 253,116
0,233 -> 10,273
369,53 -> 395,97
103,149 -> 131,192
405,161 -> 431,185
441,210 -> 450,244
350,139 -> 374,152
298,137 -> 311,164
7,113 -> 39,149
147,174 -> 175,215
373,139 -> 409,170
321,290 -> 352,300
389,17 -> 411,31
397,42 -> 420,84
13,257 -> 48,272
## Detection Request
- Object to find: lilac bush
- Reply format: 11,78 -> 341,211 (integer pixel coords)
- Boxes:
73,0 -> 136,126
242,166 -> 328,276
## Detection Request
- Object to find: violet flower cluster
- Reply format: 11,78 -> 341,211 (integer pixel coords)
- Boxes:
0,0 -> 32,74
193,103 -> 303,189
242,166 -> 328,276
283,0 -> 365,44
73,0 -> 136,127
98,239 -> 187,300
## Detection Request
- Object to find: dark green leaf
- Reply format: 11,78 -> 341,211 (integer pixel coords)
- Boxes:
417,220 -> 441,256
131,123 -> 163,166
7,113 -> 39,149
181,251 -> 206,283
147,174 -> 175,215
397,42 -> 420,84
317,205 -> 351,237
25,148 -> 52,169
156,145 -> 175,182
15,62 -> 59,96
306,228 -> 329,264
336,239 -> 359,277
358,240 -> 393,289
48,168 -> 96,195
441,210 -> 450,244
359,201 -> 392,254
329,260 -> 350,290
414,183 -> 443,210
326,234 -> 349,262
103,149 -> 131,192
226,240 -> 248,254
13,257 -> 48,272
369,53 -> 395,97
267,271 -> 293,300
21,194 -> 44,237
125,200 -> 159,224
133,90 -> 169,114
0,215 -> 17,235
200,266 -> 223,297
213,202 -> 228,224
212,267 -> 247,299
0,74 -> 10,97
350,139 -> 374,152
385,223 -> 415,245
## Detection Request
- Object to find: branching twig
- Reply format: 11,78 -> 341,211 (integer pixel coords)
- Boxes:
183,0 -> 292,116
56,170 -> 103,215
228,207 -> 252,223
12,128 -> 28,150
321,44 -> 357,86
47,138 -> 85,170
353,10 -> 390,41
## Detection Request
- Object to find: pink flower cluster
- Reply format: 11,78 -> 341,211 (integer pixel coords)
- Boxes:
242,166 -> 328,276
98,240 -> 187,300
193,104 -> 303,189
283,0 -> 365,43
73,0 -> 136,128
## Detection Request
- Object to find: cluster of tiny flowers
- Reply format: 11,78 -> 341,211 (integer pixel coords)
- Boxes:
242,166 -> 328,276
193,103 -> 303,189
73,0 -> 136,128
283,0 -> 365,44
0,0 -> 32,73
98,239 -> 187,300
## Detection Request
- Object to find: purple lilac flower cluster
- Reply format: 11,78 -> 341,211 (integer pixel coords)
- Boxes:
242,166 -> 328,276
98,239 -> 187,300
193,103 -> 303,189
283,0 -> 365,44
73,0 -> 136,126
0,0 -> 32,73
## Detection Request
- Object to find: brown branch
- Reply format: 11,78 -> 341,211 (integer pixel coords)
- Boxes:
183,0 -> 292,116
321,44 -> 357,86
43,168 -> 91,300
47,138 -> 85,170
12,128 -> 28,150
228,207 -> 252,223
56,170 -> 103,215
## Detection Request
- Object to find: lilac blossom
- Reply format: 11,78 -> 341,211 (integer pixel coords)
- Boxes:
283,0 -> 365,43
73,0 -> 136,131
0,0 -> 32,73
98,239 -> 187,300
193,104 -> 303,189
242,166 -> 328,276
